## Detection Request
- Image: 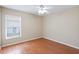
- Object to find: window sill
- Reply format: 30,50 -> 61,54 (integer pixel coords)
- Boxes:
6,35 -> 21,40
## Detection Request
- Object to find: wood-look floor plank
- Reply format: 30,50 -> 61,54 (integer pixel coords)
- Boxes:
1,38 -> 79,54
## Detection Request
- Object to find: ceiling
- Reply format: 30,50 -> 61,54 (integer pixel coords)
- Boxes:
2,5 -> 76,16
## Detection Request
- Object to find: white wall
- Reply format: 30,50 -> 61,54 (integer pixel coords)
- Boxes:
2,7 -> 43,47
1,6 -> 79,49
43,6 -> 79,48
0,7 -> 1,47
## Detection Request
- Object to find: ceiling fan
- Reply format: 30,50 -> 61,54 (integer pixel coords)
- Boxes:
37,5 -> 49,15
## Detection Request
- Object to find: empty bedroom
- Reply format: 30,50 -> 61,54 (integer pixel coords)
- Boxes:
0,5 -> 79,54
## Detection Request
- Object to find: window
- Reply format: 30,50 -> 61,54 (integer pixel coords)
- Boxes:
5,15 -> 21,39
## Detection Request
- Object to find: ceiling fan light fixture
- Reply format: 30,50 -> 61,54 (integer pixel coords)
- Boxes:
38,5 -> 48,15
38,9 -> 47,15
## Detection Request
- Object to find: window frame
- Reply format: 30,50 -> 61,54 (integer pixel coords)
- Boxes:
5,15 -> 21,39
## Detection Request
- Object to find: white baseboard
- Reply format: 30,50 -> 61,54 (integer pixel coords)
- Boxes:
43,36 -> 79,49
2,37 -> 42,47
2,36 -> 79,49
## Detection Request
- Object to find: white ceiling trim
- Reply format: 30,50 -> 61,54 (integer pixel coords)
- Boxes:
2,5 -> 76,16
